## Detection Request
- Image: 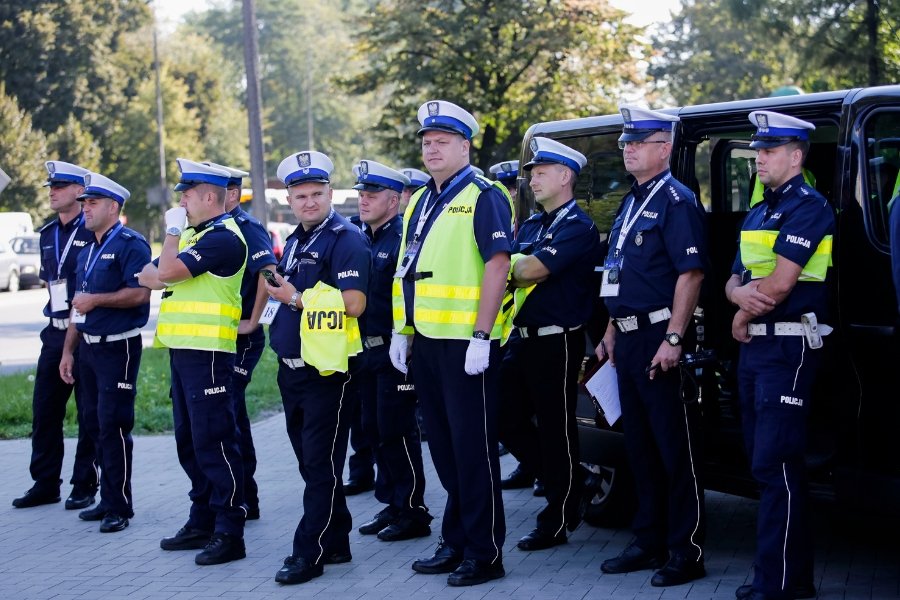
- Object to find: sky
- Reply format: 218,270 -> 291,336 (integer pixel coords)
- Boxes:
151,0 -> 683,30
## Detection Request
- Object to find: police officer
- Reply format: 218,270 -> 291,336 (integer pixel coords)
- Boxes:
138,159 -> 247,566
351,160 -> 432,542
726,111 -> 834,600
500,138 -> 602,550
264,150 -> 369,585
13,161 -> 98,510
399,167 -> 429,214
58,173 -> 151,533
595,105 -> 707,587
206,162 -> 276,520
390,100 -> 512,587
489,160 -> 519,202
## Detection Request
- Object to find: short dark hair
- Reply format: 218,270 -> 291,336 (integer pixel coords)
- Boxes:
788,140 -> 810,163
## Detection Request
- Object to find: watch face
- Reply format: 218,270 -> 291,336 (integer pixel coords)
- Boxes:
667,333 -> 681,346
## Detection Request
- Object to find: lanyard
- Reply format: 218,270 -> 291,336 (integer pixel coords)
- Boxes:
533,199 -> 575,245
286,209 -> 334,272
410,167 -> 472,243
614,174 -> 670,255
55,213 -> 84,280
82,223 -> 123,289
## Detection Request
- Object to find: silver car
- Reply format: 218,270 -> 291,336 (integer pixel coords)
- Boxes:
0,237 -> 20,292
10,234 -> 42,289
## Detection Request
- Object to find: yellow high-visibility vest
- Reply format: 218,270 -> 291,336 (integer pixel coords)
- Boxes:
300,280 -> 362,375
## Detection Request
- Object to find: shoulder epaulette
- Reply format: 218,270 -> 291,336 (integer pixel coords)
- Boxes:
120,230 -> 134,240
472,175 -> 493,191
38,219 -> 58,233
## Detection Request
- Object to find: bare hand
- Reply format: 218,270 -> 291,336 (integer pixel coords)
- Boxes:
264,272 -> 296,305
731,310 -> 752,343
59,353 -> 75,384
70,293 -> 97,314
594,327 -> 616,366
730,281 -> 776,317
649,341 -> 681,380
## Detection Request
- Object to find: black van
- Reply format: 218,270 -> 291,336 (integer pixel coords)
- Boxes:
517,85 -> 900,524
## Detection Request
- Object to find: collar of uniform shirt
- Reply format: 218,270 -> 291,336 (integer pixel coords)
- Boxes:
192,213 -> 226,233
630,169 -> 671,201
763,172 -> 804,210
539,198 -> 576,225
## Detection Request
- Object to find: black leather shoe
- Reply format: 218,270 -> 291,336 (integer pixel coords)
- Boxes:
651,554 -> 705,587
99,513 -> 129,533
412,540 -> 463,574
78,505 -> 107,521
601,542 -> 667,574
323,550 -> 352,564
500,465 -> 534,489
65,486 -> 97,510
343,478 -> 375,496
160,526 -> 213,551
359,509 -> 396,535
275,555 -> 323,584
378,517 -> 431,541
736,583 -> 817,600
12,486 -> 60,508
533,479 -> 546,497
517,528 -> 567,551
447,558 -> 505,586
195,532 -> 246,565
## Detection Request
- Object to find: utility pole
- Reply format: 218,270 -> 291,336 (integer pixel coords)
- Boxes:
306,64 -> 314,149
153,27 -> 167,202
242,0 -> 268,224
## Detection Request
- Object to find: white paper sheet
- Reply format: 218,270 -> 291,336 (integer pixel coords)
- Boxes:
585,361 -> 621,426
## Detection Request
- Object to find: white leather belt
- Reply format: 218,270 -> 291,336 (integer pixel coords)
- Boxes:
51,318 -> 70,330
364,335 -> 386,349
613,307 -> 672,333
747,322 -> 833,336
282,357 -> 306,369
517,324 -> 581,339
82,328 -> 142,344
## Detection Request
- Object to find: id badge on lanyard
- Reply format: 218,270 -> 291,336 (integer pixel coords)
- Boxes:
70,292 -> 87,323
394,239 -> 420,279
599,254 -> 623,297
258,297 -> 281,325
50,279 -> 69,312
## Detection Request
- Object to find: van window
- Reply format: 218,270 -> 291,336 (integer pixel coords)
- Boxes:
862,110 -> 900,248
520,132 -> 630,234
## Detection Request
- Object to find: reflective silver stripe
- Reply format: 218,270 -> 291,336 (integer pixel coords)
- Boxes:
516,324 -> 582,339
281,357 -> 306,369
82,328 -> 141,344
612,307 -> 671,333
747,322 -> 833,336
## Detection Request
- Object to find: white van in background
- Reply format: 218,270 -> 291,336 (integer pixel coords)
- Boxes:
0,212 -> 34,245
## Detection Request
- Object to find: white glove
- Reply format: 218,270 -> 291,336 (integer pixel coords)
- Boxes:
389,332 -> 410,374
165,206 -> 187,234
464,337 -> 491,375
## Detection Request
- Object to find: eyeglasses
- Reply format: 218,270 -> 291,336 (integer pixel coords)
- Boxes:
618,140 -> 670,150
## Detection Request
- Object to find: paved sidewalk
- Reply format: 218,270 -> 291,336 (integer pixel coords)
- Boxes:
2,413 -> 899,600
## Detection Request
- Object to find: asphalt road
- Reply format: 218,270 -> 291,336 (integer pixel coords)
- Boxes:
0,286 -> 162,374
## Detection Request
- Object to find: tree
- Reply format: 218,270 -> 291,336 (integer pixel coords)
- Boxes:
0,83 -> 49,220
345,0 -> 646,169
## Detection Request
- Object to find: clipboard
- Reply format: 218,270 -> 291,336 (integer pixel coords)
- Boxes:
579,356 -> 621,427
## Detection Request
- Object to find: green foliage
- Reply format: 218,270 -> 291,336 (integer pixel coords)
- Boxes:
345,0 -> 647,169
0,346 -> 283,439
0,83 -> 49,219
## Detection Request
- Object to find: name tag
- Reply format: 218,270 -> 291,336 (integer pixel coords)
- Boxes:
394,239 -> 420,279
258,297 -> 280,325
50,279 -> 69,312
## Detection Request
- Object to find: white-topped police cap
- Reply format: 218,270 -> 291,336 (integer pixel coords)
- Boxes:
489,160 -> 519,183
175,158 -> 231,191
416,100 -> 480,140
352,160 -> 410,193
748,110 -> 815,149
44,161 -> 89,187
77,172 -> 131,205
618,104 -> 679,142
523,137 -> 588,175
277,151 -> 334,187
203,161 -> 249,188
400,167 -> 429,188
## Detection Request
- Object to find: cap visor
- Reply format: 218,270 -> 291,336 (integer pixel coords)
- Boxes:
353,183 -> 387,192
174,182 -> 196,192
286,176 -> 330,187
618,130 -> 657,142
417,125 -> 467,138
749,137 -> 797,149
76,192 -> 110,201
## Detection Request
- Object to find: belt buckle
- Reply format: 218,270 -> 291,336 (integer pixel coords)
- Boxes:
617,316 -> 638,333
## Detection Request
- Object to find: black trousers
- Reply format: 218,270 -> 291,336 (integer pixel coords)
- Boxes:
278,360 -> 356,564
78,335 -> 141,517
359,344 -> 428,521
232,329 -> 265,511
28,324 -> 98,492
499,330 -> 585,535
171,349 -> 245,537
411,335 -> 505,563
615,321 -> 705,561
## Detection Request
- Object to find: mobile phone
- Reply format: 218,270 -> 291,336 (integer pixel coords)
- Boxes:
261,269 -> 280,287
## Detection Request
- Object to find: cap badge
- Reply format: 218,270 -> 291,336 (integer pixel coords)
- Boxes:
48,162 -> 56,175
297,153 -> 311,168
756,114 -> 769,130
359,161 -> 368,177
621,108 -> 632,124
427,102 -> 440,117
529,138 -> 539,153
501,163 -> 511,172
83,174 -> 91,187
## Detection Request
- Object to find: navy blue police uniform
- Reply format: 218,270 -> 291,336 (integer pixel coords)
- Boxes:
20,212 -> 98,505
268,210 -> 370,567
344,214 -> 376,494
499,198 -> 602,538
604,169 -> 707,564
403,165 -> 512,564
733,174 -> 834,599
73,222 -> 151,520
168,216 -> 247,538
357,213 -> 430,534
228,205 -> 275,518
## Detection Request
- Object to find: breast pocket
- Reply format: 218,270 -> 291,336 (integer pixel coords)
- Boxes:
90,259 -> 123,293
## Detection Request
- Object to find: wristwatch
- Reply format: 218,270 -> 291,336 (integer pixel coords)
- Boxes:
665,332 -> 682,347
288,291 -> 301,311
472,330 -> 490,340
166,226 -> 182,236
